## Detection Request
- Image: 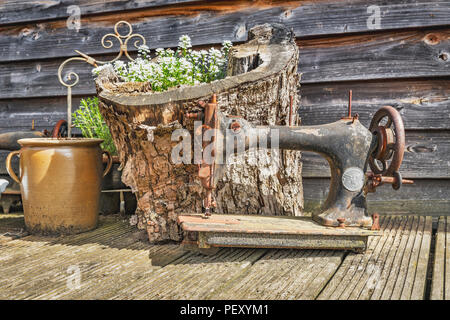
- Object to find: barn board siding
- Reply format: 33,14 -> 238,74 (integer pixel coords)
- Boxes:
2,0 -> 450,29
1,28 -> 450,99
297,29 -> 450,83
1,77 -> 449,131
299,79 -> 450,129
0,0 -> 198,25
1,1 -> 450,62
304,178 -> 450,215
0,96 -> 82,133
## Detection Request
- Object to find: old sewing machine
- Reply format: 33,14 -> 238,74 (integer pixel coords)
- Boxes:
177,92 -> 413,253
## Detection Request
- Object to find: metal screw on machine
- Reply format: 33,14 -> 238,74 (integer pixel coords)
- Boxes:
341,90 -> 359,123
371,213 -> 380,231
337,218 -> 346,228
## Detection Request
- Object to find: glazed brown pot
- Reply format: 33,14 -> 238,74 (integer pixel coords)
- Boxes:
6,138 -> 112,234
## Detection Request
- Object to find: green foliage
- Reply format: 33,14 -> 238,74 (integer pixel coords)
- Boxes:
72,97 -> 117,155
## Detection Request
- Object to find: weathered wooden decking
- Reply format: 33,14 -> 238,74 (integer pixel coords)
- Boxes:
431,216 -> 450,300
0,213 -> 443,300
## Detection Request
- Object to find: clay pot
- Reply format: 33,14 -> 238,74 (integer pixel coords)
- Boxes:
6,138 -> 112,234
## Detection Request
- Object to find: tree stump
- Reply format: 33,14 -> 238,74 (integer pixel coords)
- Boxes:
96,23 -> 302,242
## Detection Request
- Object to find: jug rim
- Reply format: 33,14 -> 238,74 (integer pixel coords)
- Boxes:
17,137 -> 104,147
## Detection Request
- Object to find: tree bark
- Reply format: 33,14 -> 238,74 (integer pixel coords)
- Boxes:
96,23 -> 302,242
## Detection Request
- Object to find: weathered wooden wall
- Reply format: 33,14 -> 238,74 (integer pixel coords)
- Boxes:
0,0 -> 449,214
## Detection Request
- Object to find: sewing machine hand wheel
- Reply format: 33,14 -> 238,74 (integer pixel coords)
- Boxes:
51,119 -> 68,138
368,106 -> 405,188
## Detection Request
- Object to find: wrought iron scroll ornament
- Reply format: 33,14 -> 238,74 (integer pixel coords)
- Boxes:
57,21 -> 146,137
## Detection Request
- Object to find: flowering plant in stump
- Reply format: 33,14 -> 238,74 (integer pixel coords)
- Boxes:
93,35 -> 233,91
95,24 -> 302,243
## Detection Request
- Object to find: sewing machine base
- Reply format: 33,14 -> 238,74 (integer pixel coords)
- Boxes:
178,214 -> 380,254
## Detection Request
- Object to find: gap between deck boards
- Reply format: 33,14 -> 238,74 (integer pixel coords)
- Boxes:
424,219 -> 438,300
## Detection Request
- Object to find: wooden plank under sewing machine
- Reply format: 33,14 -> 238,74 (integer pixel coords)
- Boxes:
178,214 -> 380,253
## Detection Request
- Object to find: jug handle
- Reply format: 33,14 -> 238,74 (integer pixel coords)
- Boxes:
6,150 -> 21,184
102,150 -> 113,178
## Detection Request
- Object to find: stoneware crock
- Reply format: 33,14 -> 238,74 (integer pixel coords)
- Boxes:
6,138 -> 112,234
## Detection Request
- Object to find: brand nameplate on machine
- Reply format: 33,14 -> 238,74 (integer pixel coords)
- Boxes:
342,167 -> 364,192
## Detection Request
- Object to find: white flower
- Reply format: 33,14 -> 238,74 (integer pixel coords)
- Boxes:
178,35 -> 192,49
209,48 -> 222,59
222,40 -> 232,48
92,63 -> 111,76
137,44 -> 150,60
113,60 -> 127,74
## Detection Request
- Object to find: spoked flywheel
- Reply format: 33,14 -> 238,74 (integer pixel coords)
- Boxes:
368,106 -> 406,190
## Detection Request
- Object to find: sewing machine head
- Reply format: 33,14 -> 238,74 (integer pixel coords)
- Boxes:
192,92 -> 412,229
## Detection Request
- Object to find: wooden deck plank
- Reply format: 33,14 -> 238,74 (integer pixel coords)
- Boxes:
380,216 -> 418,300
216,250 -> 311,300
318,216 -> 391,300
20,242 -> 148,299
0,219 -> 135,279
209,250 -> 312,300
0,214 -> 436,300
209,249 -> 344,300
0,223 -> 131,282
431,217 -> 446,300
350,216 -> 408,300
318,216 -> 431,300
296,251 -> 343,300
357,216 -> 411,300
34,244 -> 185,300
264,251 -> 332,300
397,216 -> 423,300
318,216 -> 432,300
106,248 -> 267,299
0,215 -> 187,299
410,216 -> 432,300
337,216 -> 401,300
155,249 -> 264,300
255,251 -> 317,300
399,217 -> 426,300
63,244 -> 186,300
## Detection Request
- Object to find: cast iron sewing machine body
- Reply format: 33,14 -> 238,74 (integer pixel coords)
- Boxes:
178,93 -> 411,253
